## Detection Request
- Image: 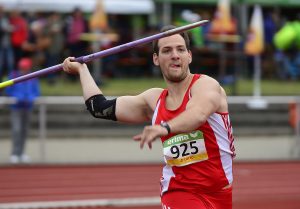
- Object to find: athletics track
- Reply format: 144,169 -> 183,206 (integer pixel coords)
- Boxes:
0,161 -> 299,209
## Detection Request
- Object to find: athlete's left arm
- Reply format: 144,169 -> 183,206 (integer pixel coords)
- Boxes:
135,76 -> 223,149
168,76 -> 223,133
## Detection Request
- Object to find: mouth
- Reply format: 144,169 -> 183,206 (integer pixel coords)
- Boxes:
170,64 -> 181,69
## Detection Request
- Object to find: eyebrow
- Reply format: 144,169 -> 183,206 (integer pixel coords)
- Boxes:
161,45 -> 186,50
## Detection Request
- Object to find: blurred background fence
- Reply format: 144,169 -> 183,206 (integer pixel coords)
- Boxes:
1,95 -> 299,164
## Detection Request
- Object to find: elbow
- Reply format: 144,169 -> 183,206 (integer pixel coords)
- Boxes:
85,94 -> 117,121
87,109 -> 99,119
194,111 -> 208,126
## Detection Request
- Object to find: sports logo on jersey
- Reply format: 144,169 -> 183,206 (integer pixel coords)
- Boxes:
163,130 -> 208,167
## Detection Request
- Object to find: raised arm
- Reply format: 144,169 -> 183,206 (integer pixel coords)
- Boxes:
62,57 -> 101,100
62,57 -> 162,123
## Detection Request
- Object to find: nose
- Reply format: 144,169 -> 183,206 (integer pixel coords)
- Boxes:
170,49 -> 180,59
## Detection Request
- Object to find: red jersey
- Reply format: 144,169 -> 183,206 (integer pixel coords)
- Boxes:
152,74 -> 235,195
10,16 -> 28,47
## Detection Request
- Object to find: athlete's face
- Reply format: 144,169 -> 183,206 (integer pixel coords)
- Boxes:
153,34 -> 192,82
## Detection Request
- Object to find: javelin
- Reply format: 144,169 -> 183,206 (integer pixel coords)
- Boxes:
0,20 -> 209,89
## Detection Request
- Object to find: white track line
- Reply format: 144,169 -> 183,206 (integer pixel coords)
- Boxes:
0,197 -> 161,209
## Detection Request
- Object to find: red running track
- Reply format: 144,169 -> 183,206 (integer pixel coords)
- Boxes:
0,161 -> 300,209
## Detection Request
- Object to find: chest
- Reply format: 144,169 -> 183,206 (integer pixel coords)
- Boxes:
164,95 -> 187,111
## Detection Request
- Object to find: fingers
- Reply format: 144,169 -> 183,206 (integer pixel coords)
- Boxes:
69,57 -> 76,62
63,57 -> 81,74
134,134 -> 146,149
133,134 -> 141,141
133,134 -> 148,149
62,57 -> 74,74
133,133 -> 149,149
134,125 -> 163,149
148,141 -> 152,149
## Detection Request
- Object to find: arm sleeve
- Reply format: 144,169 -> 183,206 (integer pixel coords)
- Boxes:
85,94 -> 117,121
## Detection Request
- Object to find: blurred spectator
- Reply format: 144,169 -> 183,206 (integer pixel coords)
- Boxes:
22,18 -> 51,71
261,11 -> 277,78
264,12 -> 277,48
274,48 -> 300,80
5,57 -> 40,164
0,6 -> 14,82
44,12 -> 65,84
274,21 -> 300,80
9,10 -> 28,67
64,7 -> 89,81
65,8 -> 89,58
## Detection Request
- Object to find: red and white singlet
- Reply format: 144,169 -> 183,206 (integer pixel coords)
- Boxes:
152,74 -> 235,195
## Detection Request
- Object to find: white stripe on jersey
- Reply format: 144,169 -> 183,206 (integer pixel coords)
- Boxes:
160,165 -> 175,195
162,204 -> 171,209
152,99 -> 175,195
152,100 -> 160,125
207,113 -> 234,184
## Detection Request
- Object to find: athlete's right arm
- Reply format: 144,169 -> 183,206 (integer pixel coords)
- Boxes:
62,57 -> 102,100
115,88 -> 162,123
62,57 -> 162,123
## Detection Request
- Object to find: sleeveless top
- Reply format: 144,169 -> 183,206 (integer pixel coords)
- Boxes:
152,74 -> 235,195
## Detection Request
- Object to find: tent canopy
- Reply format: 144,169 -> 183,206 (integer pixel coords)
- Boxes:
0,0 -> 155,14
154,0 -> 300,7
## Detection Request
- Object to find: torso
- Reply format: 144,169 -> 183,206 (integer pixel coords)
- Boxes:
152,74 -> 235,195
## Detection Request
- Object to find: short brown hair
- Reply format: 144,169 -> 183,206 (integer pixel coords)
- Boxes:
152,25 -> 191,54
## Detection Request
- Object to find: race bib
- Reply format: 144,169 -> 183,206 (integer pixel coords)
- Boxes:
163,130 -> 208,167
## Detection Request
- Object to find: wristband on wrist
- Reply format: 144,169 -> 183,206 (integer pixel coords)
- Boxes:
160,122 -> 171,134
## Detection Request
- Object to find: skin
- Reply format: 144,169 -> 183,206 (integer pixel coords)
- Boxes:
62,34 -> 228,149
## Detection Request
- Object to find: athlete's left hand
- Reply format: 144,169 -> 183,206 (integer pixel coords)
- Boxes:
133,125 -> 168,149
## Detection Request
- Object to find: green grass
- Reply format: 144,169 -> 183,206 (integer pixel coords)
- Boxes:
40,77 -> 300,96
224,79 -> 300,96
40,77 -> 167,96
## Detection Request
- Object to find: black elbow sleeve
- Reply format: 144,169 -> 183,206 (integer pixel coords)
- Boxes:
85,94 -> 117,121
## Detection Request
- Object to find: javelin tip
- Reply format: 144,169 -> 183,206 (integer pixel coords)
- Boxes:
0,80 -> 14,89
165,20 -> 209,36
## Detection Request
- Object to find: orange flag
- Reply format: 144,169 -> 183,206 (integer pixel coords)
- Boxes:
210,0 -> 237,34
89,0 -> 108,31
245,5 -> 264,55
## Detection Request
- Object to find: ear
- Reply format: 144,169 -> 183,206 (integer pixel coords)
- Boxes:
188,50 -> 192,64
153,53 -> 159,66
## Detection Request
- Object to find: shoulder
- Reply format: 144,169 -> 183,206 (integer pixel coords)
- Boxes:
198,74 -> 219,83
142,87 -> 164,95
140,87 -> 164,101
117,88 -> 164,109
192,75 -> 221,92
191,74 -> 228,101
140,88 -> 164,109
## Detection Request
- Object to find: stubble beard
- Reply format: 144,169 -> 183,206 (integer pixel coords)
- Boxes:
163,68 -> 188,83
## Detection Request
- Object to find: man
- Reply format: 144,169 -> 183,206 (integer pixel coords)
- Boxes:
6,57 -> 40,163
62,25 -> 235,209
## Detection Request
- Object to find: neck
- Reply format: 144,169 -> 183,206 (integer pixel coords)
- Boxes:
165,73 -> 193,98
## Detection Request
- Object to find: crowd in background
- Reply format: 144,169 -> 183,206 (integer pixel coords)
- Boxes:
0,6 -> 93,84
1,4 -> 300,87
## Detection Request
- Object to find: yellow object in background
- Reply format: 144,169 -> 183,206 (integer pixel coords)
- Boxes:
210,0 -> 237,34
245,5 -> 264,56
89,0 -> 108,31
274,21 -> 300,50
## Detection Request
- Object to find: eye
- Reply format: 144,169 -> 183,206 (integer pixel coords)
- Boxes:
178,48 -> 186,53
161,48 -> 171,54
